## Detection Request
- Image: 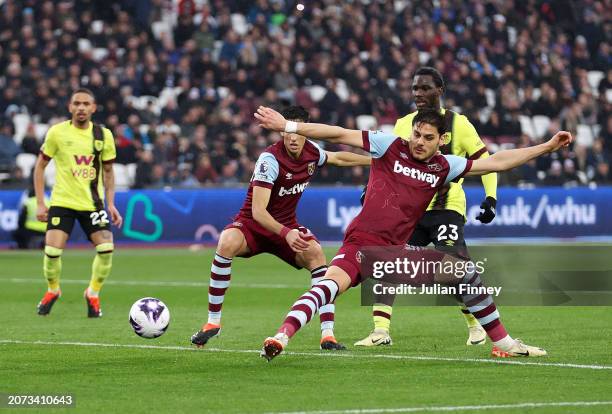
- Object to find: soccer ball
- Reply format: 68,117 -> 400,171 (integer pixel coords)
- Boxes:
129,297 -> 170,339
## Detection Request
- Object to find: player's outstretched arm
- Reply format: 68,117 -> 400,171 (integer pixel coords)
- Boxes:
252,186 -> 309,253
33,153 -> 49,222
326,151 -> 371,167
255,106 -> 364,149
103,163 -> 123,227
467,131 -> 572,176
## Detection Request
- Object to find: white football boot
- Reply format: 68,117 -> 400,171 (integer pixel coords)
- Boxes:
491,339 -> 547,357
354,329 -> 393,347
466,325 -> 487,346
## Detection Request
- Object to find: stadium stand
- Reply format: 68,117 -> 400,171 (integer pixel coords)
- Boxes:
0,0 -> 609,188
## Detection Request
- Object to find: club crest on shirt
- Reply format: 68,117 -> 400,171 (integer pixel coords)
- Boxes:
307,162 -> 315,175
427,163 -> 442,172
94,140 -> 104,152
399,152 -> 409,160
285,172 -> 292,179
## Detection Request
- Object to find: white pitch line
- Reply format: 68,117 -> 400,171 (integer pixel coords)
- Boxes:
1,339 -> 611,371
265,401 -> 612,414
5,277 -> 302,289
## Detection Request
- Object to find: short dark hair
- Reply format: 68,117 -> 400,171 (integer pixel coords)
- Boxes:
70,88 -> 96,102
281,105 -> 309,122
414,67 -> 445,91
412,109 -> 446,135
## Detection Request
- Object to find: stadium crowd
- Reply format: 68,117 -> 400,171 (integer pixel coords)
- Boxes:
0,0 -> 610,189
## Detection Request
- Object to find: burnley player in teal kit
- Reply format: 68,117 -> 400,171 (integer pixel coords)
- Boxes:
190,106 -> 371,350
254,106 -> 572,361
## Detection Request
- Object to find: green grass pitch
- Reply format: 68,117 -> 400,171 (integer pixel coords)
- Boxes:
1,247 -> 611,414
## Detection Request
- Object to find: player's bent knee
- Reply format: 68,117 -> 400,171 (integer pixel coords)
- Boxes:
216,229 -> 246,257
44,245 -> 63,258
300,241 -> 326,269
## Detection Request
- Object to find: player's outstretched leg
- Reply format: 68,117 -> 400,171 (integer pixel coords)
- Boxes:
459,271 -> 546,357
398,248 -> 544,357
261,268 -> 350,362
311,266 -> 345,350
37,245 -> 63,315
261,279 -> 340,361
298,241 -> 346,351
192,228 -> 247,347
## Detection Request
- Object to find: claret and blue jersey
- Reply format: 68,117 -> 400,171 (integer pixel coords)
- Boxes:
236,139 -> 327,226
349,130 -> 472,246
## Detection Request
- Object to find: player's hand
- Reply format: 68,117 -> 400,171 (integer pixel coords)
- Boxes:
546,131 -> 573,152
254,106 -> 287,132
108,205 -> 123,228
476,196 -> 496,224
360,185 -> 367,206
36,204 -> 48,222
285,229 -> 310,253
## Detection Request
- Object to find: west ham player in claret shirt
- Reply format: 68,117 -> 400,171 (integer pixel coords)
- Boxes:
254,106 -> 572,362
190,106 -> 371,351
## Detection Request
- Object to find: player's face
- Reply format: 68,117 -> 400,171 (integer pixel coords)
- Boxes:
282,119 -> 307,158
69,93 -> 96,124
412,75 -> 442,110
409,122 -> 443,161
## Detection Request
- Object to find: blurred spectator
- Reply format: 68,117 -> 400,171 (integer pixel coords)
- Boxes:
594,162 -> 610,183
544,160 -> 565,186
150,164 -> 167,188
0,123 -> 19,172
3,165 -> 28,188
517,159 -> 539,185
114,125 -> 138,164
195,154 -> 218,184
480,111 -> 504,139
274,61 -> 298,101
13,187 -> 47,249
20,124 -> 40,155
177,163 -> 200,188
562,158 -> 581,187
586,139 -> 609,179
219,160 -> 239,186
133,150 -> 155,189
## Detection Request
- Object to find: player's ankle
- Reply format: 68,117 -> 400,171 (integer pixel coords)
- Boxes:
86,287 -> 99,297
321,328 -> 334,338
492,335 -> 516,351
463,313 -> 480,328
274,332 -> 289,347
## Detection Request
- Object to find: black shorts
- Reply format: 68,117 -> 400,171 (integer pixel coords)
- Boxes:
408,210 -> 467,253
47,206 -> 110,239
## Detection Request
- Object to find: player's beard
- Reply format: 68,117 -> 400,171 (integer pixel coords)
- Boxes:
74,113 -> 90,128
